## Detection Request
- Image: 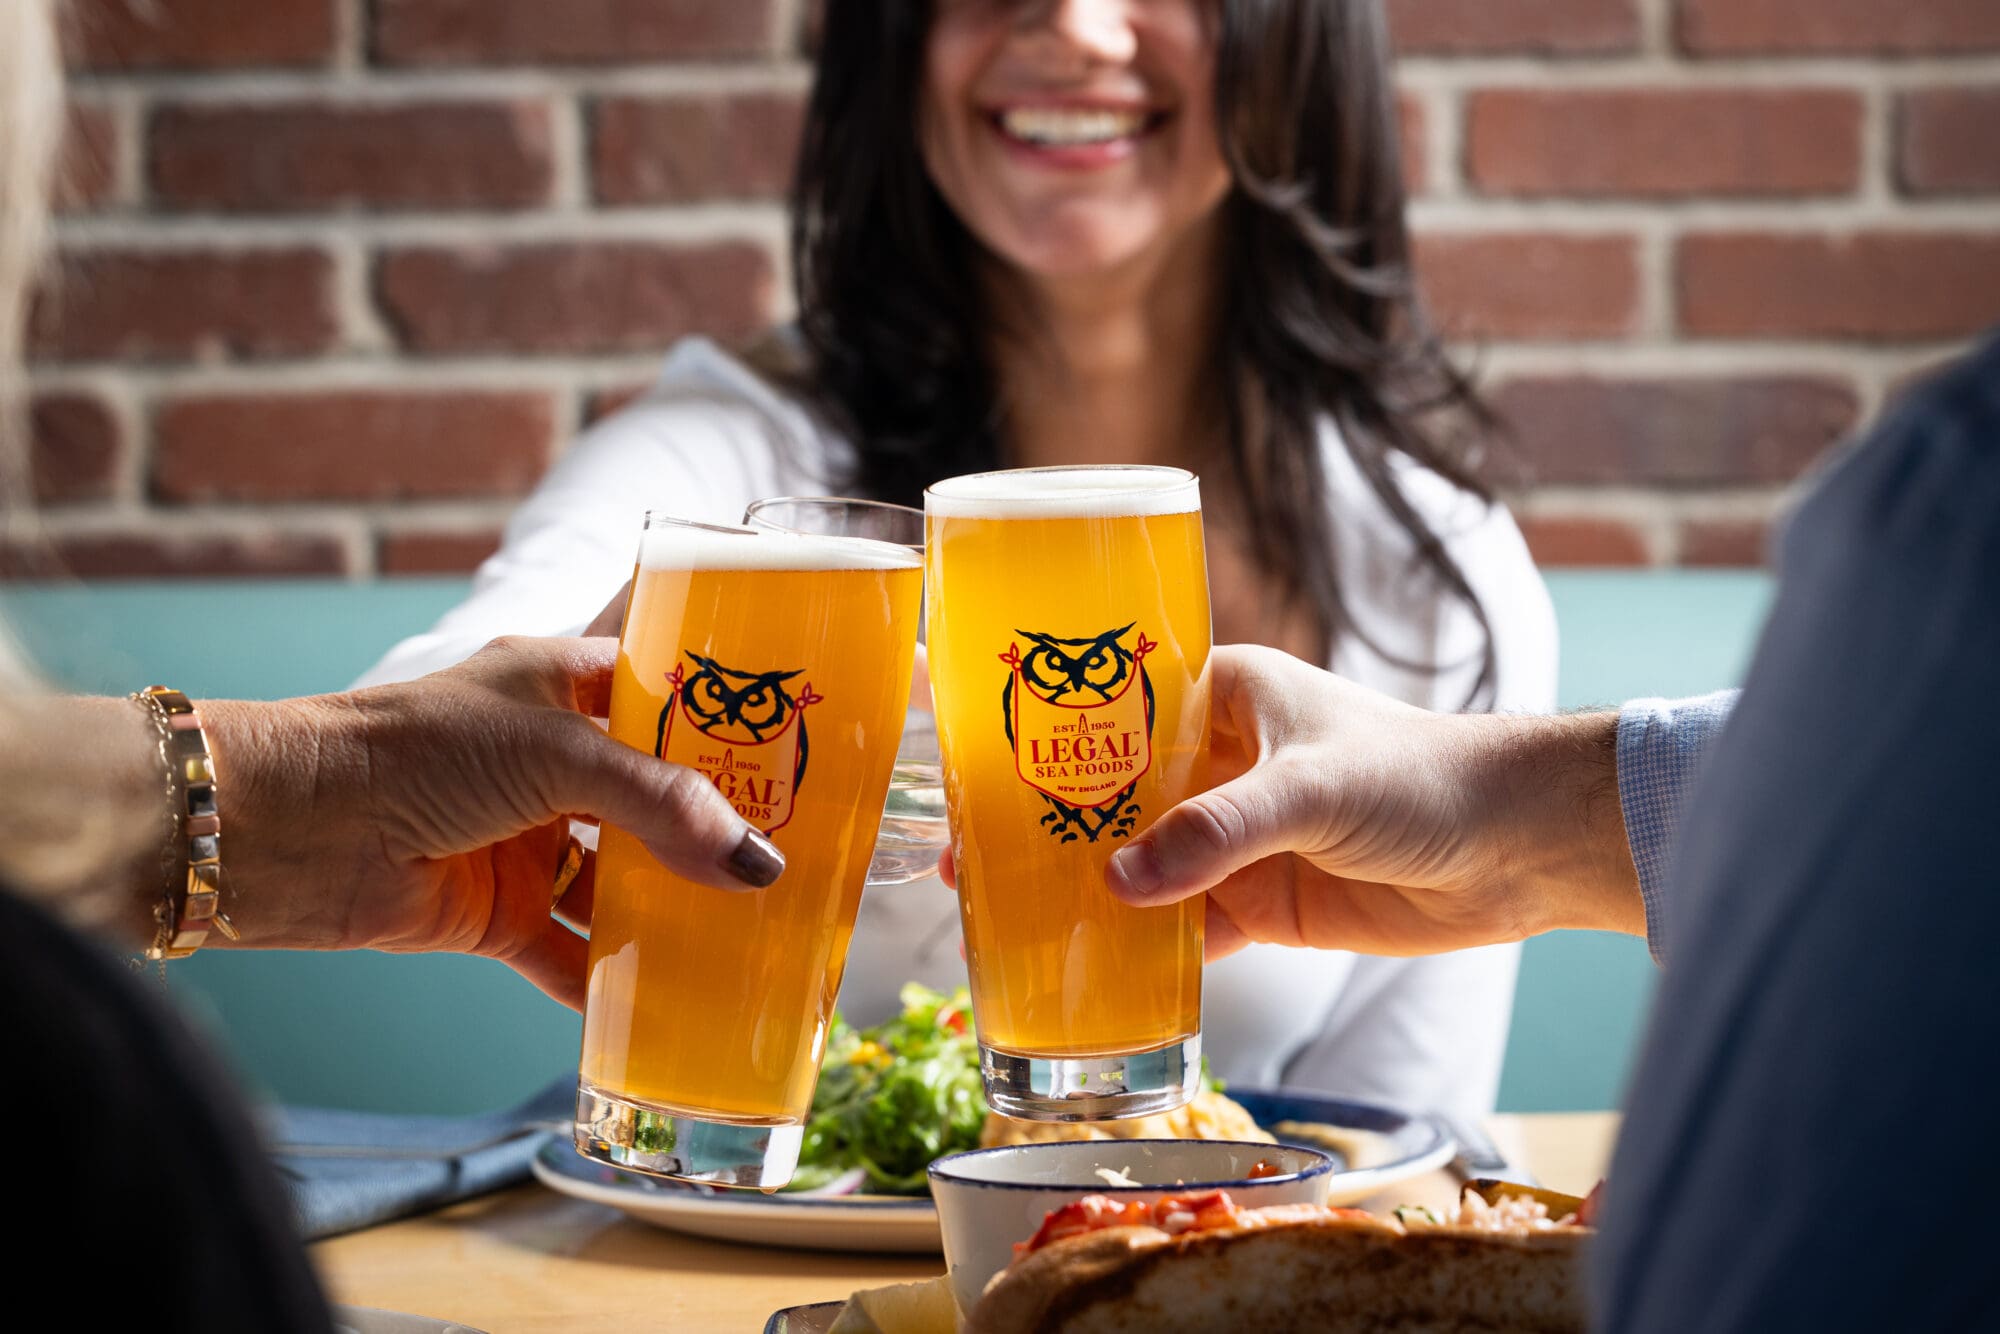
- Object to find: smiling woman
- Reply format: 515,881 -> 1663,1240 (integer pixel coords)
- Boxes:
361,0 -> 1557,1126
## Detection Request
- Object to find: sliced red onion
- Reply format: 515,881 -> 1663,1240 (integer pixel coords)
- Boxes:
793,1167 -> 870,1197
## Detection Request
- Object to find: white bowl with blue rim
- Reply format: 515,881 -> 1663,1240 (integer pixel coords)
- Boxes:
927,1138 -> 1334,1316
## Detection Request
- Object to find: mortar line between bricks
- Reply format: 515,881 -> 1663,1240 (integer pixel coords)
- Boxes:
65,64 -> 818,100
71,58 -> 2000,98
771,0 -> 806,59
330,236 -> 393,355
37,504 -> 536,529
1635,218 -> 1675,342
1858,81 -> 1895,209
25,343 -> 1969,390
549,93 -> 590,211
1510,487 -> 1801,514
25,357 -> 675,391
1391,56 -> 2000,85
1429,85 -> 1466,200
1406,198 -> 2000,229
101,374 -> 148,508
1636,0 -> 1674,58
46,200 -> 2000,249
330,0 -> 365,78
50,205 -> 793,245
1466,341 -> 1970,378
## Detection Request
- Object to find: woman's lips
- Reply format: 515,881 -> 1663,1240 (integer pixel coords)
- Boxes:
986,105 -> 1168,170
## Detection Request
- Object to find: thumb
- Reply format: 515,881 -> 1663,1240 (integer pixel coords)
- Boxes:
1105,767 -> 1307,906
541,719 -> 785,892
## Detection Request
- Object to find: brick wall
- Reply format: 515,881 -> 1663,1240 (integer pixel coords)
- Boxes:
20,0 -> 2000,577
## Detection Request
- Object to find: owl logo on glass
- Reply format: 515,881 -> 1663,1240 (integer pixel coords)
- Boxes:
656,653 -> 822,834
999,624 -> 1156,844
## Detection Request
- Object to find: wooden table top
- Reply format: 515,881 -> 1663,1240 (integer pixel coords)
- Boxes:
313,1111 -> 1618,1332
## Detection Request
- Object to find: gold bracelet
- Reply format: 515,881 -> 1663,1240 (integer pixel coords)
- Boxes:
131,686 -> 238,960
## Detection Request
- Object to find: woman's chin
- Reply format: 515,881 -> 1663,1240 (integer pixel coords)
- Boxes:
986,214 -> 1174,285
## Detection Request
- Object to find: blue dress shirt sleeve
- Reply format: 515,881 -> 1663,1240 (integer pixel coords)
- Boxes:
1615,691 -> 1739,964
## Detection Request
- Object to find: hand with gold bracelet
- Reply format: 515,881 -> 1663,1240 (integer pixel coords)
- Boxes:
52,635 -> 782,1011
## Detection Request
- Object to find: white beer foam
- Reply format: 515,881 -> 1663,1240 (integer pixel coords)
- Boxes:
925,466 -> 1200,519
637,520 -> 921,572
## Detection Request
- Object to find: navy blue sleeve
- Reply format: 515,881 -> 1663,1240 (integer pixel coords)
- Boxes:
1591,333 -> 2000,1332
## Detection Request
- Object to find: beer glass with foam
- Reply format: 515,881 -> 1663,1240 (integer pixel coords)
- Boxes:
925,467 -> 1211,1121
574,514 -> 922,1188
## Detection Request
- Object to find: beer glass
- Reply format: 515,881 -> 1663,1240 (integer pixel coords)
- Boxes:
575,513 -> 923,1188
925,466 -> 1211,1121
743,497 -> 946,887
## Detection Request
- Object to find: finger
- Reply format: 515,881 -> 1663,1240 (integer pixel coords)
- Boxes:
584,580 -> 632,639
544,721 -> 785,892
938,842 -> 957,891
496,916 -> 590,1012
1203,896 -> 1252,962
1105,767 -> 1311,906
553,846 -> 596,930
910,642 -> 932,713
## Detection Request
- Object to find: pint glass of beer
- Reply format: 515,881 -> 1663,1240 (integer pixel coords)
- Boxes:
925,467 -> 1210,1121
575,514 -> 922,1188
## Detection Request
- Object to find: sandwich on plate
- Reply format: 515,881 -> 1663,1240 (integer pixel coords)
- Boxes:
832,1179 -> 1597,1334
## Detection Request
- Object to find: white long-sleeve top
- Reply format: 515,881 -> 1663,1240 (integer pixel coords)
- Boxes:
358,338 -> 1559,1120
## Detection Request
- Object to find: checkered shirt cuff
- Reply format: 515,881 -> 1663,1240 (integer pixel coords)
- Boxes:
1616,691 -> 1740,965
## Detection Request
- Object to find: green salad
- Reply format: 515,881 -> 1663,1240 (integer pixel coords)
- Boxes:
788,983 -> 987,1194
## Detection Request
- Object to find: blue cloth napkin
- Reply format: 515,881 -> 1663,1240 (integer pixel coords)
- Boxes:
265,1075 -> 575,1240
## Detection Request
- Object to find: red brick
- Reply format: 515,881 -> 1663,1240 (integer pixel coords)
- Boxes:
1494,376 -> 1858,485
1678,232 -> 2000,341
1467,89 -> 1862,199
1516,516 -> 1651,567
378,529 -> 504,575
154,391 -> 555,503
593,92 -> 803,206
30,249 -> 337,363
1898,89 -> 2000,197
65,0 -> 336,70
0,531 -> 349,580
372,0 -> 778,65
1680,519 -> 1772,568
1677,0 -> 2000,55
30,394 -> 122,504
1397,92 -> 1427,195
152,100 -> 555,213
1388,0 -> 1639,54
1415,232 -> 1641,340
376,242 -> 775,355
58,102 -> 119,212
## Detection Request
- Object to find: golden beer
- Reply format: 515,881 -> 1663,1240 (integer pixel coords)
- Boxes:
926,467 -> 1210,1120
576,516 -> 921,1187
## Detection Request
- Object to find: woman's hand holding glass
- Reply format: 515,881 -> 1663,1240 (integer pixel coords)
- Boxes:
208,635 -> 780,1010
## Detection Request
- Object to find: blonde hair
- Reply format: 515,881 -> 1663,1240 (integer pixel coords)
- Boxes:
0,0 -> 147,917
0,0 -> 61,678
0,0 -> 62,485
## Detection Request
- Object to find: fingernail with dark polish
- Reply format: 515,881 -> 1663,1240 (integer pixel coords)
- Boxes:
1108,841 -> 1163,898
725,829 -> 785,888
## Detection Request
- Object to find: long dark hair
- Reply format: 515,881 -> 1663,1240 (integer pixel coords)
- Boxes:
790,0 -> 1499,708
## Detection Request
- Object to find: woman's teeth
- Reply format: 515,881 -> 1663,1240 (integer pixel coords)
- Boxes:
999,107 -> 1149,147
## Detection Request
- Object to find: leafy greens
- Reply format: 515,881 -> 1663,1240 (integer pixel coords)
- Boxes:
788,983 -> 987,1194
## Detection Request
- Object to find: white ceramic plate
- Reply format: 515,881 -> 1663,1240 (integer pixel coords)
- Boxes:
531,1140 -> 941,1252
534,1088 -> 1452,1254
